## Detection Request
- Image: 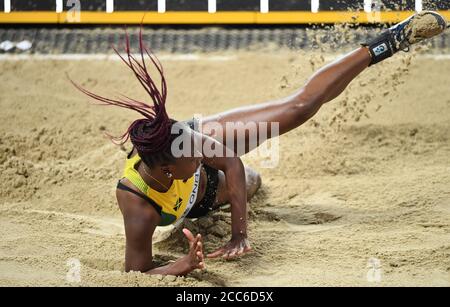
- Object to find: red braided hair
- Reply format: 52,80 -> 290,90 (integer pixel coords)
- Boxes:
68,28 -> 174,156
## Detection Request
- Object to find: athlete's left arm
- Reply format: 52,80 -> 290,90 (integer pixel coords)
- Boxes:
196,131 -> 252,260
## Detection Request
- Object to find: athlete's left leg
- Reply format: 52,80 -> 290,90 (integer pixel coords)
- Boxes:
200,12 -> 447,156
200,47 -> 370,155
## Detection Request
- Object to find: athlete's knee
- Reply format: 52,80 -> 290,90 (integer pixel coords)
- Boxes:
245,166 -> 262,201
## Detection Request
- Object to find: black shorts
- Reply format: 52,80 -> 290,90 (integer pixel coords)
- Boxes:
184,118 -> 220,218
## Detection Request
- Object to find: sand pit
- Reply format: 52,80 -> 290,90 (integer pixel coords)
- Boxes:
0,46 -> 449,286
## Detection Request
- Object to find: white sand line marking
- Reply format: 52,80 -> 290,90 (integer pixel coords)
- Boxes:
0,54 -> 237,62
4,0 -> 11,13
261,223 -> 345,234
364,0 -> 372,13
415,0 -> 423,13
420,54 -> 450,60
260,0 -> 269,14
1,53 -> 449,62
323,54 -> 450,61
158,0 -> 166,13
0,206 -> 177,241
1,207 -> 124,236
56,0 -> 63,13
106,0 -> 114,13
208,0 -> 216,14
311,0 -> 320,13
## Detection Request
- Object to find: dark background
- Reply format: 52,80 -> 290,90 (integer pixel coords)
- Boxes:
4,0 -> 450,12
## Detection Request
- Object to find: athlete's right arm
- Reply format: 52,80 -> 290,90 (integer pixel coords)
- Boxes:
118,190 -> 205,276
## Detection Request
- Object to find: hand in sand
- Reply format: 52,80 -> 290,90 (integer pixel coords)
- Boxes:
207,235 -> 252,260
181,228 -> 205,271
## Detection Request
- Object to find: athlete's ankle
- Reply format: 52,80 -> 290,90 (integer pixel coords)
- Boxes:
361,11 -> 447,66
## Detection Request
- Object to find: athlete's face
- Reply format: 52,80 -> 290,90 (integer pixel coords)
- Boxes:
167,155 -> 203,181
164,124 -> 203,180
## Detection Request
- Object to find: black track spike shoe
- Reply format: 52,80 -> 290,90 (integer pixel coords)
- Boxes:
362,11 -> 447,66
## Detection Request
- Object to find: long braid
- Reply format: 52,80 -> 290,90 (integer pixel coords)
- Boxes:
68,27 -> 174,156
